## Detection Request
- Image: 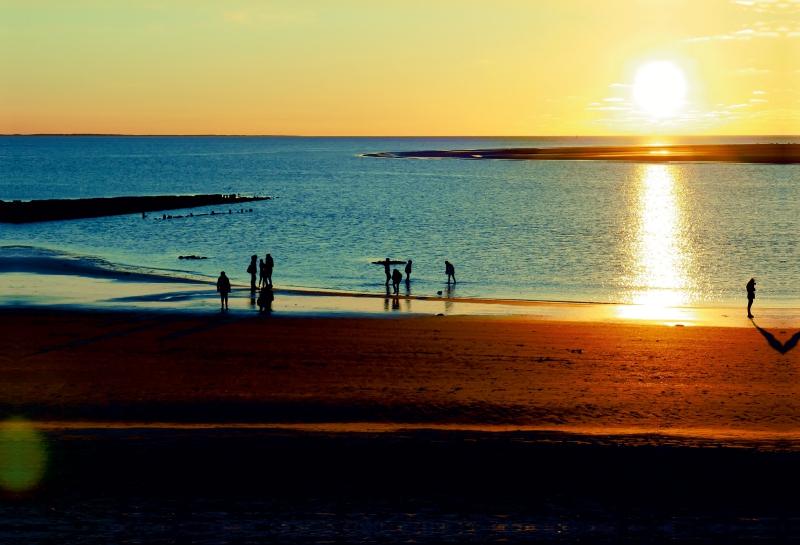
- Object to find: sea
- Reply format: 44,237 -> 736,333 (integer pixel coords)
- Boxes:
2,135 -> 799,307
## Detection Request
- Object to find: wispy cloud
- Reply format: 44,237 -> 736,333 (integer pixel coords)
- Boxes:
739,67 -> 771,74
731,0 -> 800,14
682,20 -> 800,42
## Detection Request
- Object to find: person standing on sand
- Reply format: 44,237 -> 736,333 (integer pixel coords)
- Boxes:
405,260 -> 412,282
746,278 -> 756,318
392,268 -> 403,295
247,255 -> 258,291
217,271 -> 231,310
259,259 -> 267,288
257,285 -> 274,313
445,260 -> 456,284
265,253 -> 274,286
383,258 -> 392,286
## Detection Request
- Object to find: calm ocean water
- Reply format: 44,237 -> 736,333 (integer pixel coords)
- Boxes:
1,135 -> 798,306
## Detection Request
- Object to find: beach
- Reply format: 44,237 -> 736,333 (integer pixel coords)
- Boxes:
4,303 -> 800,540
4,307 -> 800,438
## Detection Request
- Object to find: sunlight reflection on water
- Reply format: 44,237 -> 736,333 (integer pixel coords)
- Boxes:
623,164 -> 697,309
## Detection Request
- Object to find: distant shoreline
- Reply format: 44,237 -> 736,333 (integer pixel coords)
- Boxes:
364,143 -> 800,164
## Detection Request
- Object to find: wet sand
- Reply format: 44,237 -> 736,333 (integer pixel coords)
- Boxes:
3,309 -> 800,540
4,309 -> 800,540
364,143 -> 800,163
4,310 -> 799,439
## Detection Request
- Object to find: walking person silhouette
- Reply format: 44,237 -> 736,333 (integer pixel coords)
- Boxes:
445,260 -> 456,284
217,271 -> 231,310
746,277 -> 756,319
392,268 -> 403,295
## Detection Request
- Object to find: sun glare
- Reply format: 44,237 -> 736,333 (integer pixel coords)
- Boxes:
633,61 -> 687,118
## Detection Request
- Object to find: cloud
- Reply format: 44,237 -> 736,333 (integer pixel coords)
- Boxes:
603,98 -> 625,102
739,67 -> 771,74
751,98 -> 769,102
753,90 -> 767,94
683,19 -> 800,42
731,0 -> 800,14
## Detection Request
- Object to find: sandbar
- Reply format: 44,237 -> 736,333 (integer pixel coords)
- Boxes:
363,143 -> 800,163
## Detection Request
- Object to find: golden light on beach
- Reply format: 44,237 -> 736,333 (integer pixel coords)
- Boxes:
626,164 -> 694,312
0,417 -> 47,493
633,62 -> 687,118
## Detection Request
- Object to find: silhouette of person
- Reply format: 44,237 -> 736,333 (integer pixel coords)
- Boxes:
445,260 -> 456,284
405,260 -> 412,282
392,268 -> 403,295
746,277 -> 756,319
257,285 -> 274,313
259,259 -> 267,288
383,258 -> 391,286
217,271 -> 231,310
247,255 -> 258,291
265,253 -> 274,285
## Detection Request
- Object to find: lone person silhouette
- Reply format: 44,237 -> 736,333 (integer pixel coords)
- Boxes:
383,258 -> 392,286
405,260 -> 413,282
265,253 -> 274,286
217,271 -> 231,310
247,255 -> 258,292
746,277 -> 756,319
445,260 -> 456,284
392,268 -> 403,295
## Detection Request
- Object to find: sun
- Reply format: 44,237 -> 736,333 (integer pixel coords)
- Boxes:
633,61 -> 687,118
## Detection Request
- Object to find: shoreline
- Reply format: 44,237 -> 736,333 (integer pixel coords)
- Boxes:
3,271 -> 795,327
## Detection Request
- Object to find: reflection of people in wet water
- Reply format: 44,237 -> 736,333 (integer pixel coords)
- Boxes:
445,260 -> 456,284
259,259 -> 267,288
746,277 -> 756,319
405,260 -> 412,282
383,258 -> 391,285
247,255 -> 258,291
216,271 -> 231,310
257,285 -> 274,313
265,253 -> 274,285
392,269 -> 403,295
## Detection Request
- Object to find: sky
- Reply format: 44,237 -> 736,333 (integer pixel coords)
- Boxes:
1,0 -> 798,135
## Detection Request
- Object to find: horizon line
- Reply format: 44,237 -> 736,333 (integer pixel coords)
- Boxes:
2,133 -> 799,138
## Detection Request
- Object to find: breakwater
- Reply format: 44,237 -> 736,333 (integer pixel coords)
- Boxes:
0,194 -> 269,224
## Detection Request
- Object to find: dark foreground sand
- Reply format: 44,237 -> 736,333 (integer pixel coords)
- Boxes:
4,311 -> 799,437
3,310 -> 800,541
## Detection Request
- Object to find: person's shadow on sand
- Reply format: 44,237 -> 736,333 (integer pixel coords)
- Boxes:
751,320 -> 800,354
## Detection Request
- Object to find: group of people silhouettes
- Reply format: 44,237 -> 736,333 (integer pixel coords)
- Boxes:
217,255 -> 460,310
380,258 -> 457,295
217,253 -> 275,311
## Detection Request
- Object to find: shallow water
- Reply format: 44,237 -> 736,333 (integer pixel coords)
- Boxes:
2,135 -> 798,306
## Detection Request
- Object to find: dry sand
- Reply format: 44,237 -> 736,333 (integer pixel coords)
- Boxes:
4,311 -> 798,441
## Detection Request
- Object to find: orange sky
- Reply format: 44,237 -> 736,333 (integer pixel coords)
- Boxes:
1,0 -> 798,135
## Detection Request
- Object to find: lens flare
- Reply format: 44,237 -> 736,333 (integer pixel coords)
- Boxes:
0,418 -> 47,493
